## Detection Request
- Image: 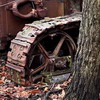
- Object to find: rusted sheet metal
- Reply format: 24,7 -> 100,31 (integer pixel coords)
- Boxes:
0,0 -> 33,37
0,0 -> 7,47
0,0 -> 82,50
11,0 -> 46,19
0,0 -> 46,50
6,13 -> 81,85
43,0 -> 72,17
43,0 -> 65,17
0,0 -> 30,49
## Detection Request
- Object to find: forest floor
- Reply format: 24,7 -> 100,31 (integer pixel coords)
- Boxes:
0,55 -> 100,100
0,58 -> 71,100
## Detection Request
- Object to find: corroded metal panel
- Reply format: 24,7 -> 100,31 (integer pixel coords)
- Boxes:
43,0 -> 65,17
0,0 -> 46,50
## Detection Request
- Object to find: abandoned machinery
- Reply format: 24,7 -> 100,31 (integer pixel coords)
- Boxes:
6,13 -> 81,85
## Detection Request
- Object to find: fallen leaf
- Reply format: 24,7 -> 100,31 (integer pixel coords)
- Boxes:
58,90 -> 65,99
16,91 -> 30,98
61,81 -> 68,87
37,98 -> 42,100
1,76 -> 5,81
2,66 -> 6,71
0,72 -> 7,76
0,80 -> 4,84
55,84 -> 62,90
44,87 -> 49,92
50,94 -> 58,99
30,89 -> 41,95
14,86 -> 25,91
37,82 -> 48,87
67,78 -> 72,84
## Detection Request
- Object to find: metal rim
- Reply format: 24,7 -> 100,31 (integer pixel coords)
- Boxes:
26,30 -> 76,82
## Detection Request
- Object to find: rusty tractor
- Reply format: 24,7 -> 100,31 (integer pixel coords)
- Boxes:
0,0 -> 82,85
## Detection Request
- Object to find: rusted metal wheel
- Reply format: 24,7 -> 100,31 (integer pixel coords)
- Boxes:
26,30 -> 76,82
6,13 -> 81,85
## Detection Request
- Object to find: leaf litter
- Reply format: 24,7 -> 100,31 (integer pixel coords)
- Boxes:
0,60 -> 71,100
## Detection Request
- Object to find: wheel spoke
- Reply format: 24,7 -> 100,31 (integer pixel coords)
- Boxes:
30,59 -> 49,75
38,43 -> 49,59
52,36 -> 66,56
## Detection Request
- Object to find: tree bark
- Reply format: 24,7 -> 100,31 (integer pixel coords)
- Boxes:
64,0 -> 100,100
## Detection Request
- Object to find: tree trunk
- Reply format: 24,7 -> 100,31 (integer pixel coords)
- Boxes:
64,0 -> 100,100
